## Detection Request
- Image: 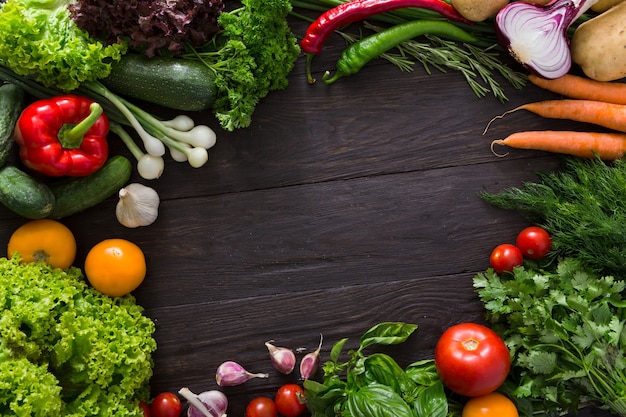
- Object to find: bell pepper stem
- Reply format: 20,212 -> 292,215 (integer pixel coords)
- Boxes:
58,102 -> 103,149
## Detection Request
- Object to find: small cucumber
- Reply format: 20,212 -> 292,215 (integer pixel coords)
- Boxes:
0,165 -> 55,219
102,53 -> 217,111
0,83 -> 25,167
48,155 -> 132,219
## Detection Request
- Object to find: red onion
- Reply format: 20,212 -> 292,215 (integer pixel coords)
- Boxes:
495,0 -> 597,79
179,388 -> 228,417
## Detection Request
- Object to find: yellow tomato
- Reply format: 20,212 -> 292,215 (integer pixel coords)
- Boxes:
7,219 -> 77,269
84,238 -> 146,297
462,392 -> 519,417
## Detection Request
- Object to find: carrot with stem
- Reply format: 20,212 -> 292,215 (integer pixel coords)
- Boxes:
491,131 -> 626,160
528,73 -> 626,105
484,99 -> 626,134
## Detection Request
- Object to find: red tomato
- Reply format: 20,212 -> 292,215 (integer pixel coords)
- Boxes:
516,226 -> 551,260
275,384 -> 307,417
150,392 -> 182,417
489,244 -> 523,274
434,323 -> 510,397
245,397 -> 277,417
139,401 -> 151,417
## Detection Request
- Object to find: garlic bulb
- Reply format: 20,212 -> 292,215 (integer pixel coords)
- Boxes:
116,183 -> 160,228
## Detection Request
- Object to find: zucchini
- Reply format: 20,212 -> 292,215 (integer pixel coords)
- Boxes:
0,165 -> 55,219
101,53 -> 217,111
0,83 -> 25,167
48,155 -> 132,219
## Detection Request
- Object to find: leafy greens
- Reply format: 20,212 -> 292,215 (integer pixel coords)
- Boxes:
0,256 -> 156,416
303,322 -> 464,417
0,0 -> 126,91
185,0 -> 301,131
481,157 -> 626,278
69,0 -> 224,57
474,258 -> 626,416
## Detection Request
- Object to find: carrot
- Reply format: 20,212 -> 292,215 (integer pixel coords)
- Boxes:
528,74 -> 626,105
491,131 -> 626,160
486,99 -> 626,134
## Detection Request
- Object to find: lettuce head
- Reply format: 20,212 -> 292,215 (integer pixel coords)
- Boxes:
0,256 -> 156,416
0,0 -> 127,90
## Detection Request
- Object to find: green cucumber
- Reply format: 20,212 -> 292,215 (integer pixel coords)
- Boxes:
0,165 -> 55,219
48,155 -> 132,219
101,53 -> 217,111
0,83 -> 25,167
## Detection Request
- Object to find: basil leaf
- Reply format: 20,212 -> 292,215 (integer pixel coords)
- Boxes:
405,359 -> 441,387
359,322 -> 418,350
346,383 -> 414,417
330,337 -> 349,363
304,378 -> 347,417
413,380 -> 448,417
360,353 -> 417,395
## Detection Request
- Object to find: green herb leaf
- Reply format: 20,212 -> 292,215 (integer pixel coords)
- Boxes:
358,322 -> 418,351
346,383 -> 414,417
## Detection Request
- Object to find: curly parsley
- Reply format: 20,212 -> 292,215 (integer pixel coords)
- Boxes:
185,0 -> 301,131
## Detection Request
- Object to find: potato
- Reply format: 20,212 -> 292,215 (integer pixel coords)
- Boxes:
571,1 -> 626,81
451,0 -> 509,22
591,0 -> 625,12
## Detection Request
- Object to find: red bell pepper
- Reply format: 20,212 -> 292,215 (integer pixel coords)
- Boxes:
14,94 -> 109,177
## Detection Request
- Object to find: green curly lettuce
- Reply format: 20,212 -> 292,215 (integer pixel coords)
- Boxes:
0,0 -> 127,91
0,256 -> 156,417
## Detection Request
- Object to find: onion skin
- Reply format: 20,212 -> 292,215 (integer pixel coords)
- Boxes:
495,0 -> 597,79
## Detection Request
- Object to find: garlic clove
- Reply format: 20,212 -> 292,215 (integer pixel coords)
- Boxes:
265,341 -> 296,374
116,183 -> 160,228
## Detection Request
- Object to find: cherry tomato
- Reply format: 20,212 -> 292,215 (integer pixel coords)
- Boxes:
84,238 -> 146,297
275,384 -> 306,417
434,323 -> 510,397
245,397 -> 277,417
489,244 -> 523,274
150,392 -> 182,417
7,219 -> 77,269
462,392 -> 519,417
516,226 -> 551,260
139,401 -> 151,417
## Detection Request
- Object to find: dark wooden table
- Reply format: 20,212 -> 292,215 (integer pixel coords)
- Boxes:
0,16 -> 616,417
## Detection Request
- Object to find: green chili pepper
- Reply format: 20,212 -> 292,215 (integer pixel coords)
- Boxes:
323,19 -> 479,84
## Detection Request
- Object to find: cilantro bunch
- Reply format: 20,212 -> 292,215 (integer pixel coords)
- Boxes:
474,258 -> 626,416
0,0 -> 126,91
0,257 -> 156,416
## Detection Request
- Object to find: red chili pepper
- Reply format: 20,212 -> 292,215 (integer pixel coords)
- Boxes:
14,95 -> 109,177
301,0 -> 473,56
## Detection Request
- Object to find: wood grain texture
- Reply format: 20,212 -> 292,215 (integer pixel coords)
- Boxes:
0,16 -> 614,417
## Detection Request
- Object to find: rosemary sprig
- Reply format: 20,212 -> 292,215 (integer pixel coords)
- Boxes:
336,23 -> 527,102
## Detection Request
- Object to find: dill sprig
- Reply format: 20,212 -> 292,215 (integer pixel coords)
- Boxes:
481,157 -> 626,278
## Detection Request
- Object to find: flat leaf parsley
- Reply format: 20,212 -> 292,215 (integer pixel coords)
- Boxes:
474,258 -> 626,416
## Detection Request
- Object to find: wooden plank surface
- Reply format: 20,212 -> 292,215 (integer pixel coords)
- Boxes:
0,15 -> 614,417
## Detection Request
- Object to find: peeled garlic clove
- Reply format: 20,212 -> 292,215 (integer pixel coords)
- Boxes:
116,183 -> 160,228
